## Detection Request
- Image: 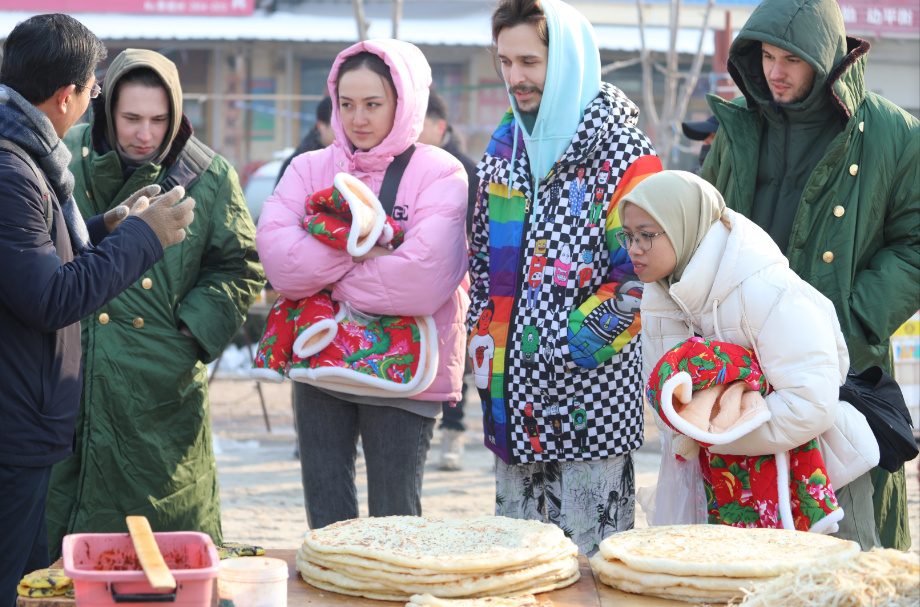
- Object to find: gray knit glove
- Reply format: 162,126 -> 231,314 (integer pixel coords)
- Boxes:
103,184 -> 161,233
137,185 -> 195,249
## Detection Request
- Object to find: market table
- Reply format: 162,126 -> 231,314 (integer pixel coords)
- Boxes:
20,550 -> 697,606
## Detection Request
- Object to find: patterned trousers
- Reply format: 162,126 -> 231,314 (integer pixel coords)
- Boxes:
494,452 -> 635,555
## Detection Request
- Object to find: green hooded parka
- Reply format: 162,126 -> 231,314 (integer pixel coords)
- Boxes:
700,0 -> 918,551
46,50 -> 265,558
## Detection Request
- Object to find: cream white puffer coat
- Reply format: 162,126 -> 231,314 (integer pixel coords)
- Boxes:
640,208 -> 879,487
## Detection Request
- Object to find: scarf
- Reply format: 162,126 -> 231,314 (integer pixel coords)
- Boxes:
618,170 -> 725,292
0,85 -> 90,254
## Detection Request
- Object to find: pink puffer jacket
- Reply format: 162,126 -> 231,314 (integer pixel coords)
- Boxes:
256,39 -> 470,401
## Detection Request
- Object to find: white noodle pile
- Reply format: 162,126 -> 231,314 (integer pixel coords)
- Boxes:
732,549 -> 919,607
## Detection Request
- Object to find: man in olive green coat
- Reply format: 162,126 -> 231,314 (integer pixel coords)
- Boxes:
701,0 -> 918,550
46,49 -> 265,558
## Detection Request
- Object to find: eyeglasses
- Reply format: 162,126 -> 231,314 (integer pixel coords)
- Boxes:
75,82 -> 102,98
615,229 -> 667,251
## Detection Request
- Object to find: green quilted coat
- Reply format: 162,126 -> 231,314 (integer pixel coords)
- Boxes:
701,0 -> 918,550
46,123 -> 265,559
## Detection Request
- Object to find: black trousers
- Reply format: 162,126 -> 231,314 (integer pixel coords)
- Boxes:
0,463 -> 52,607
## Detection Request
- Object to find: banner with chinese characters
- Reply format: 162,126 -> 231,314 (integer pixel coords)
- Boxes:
0,0 -> 255,15
837,0 -> 919,37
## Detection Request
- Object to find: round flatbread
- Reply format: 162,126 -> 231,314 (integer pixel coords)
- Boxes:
595,574 -> 741,603
598,525 -> 860,578
298,538 -> 575,581
296,552 -> 578,597
303,516 -> 573,573
406,594 -> 538,607
300,568 -> 579,602
589,553 -> 763,592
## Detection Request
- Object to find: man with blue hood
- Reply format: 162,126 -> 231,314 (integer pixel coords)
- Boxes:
468,0 -> 662,553
701,0 -> 918,550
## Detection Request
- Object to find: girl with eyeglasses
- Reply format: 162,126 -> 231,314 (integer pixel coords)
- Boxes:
618,170 -> 880,550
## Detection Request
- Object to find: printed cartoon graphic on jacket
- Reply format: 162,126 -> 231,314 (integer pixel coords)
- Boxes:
567,267 -> 642,369
571,405 -> 588,453
597,160 -> 611,186
521,324 -> 540,366
523,402 -> 543,453
576,249 -> 594,288
569,167 -> 587,216
470,299 -> 497,443
552,243 -> 573,302
548,402 -> 564,437
468,83 -> 662,465
588,187 -> 605,227
527,239 -> 548,308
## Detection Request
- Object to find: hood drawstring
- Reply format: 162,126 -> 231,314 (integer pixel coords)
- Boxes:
508,125 -> 519,205
712,299 -> 724,342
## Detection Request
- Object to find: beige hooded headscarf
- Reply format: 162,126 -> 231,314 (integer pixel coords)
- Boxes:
103,49 -> 183,165
618,170 -> 726,291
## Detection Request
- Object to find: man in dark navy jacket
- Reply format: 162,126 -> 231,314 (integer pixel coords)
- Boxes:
0,14 -> 195,606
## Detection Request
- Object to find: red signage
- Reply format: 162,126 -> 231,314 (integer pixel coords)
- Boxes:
838,0 -> 920,37
0,0 -> 254,15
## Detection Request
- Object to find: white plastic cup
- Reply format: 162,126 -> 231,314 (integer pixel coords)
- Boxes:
217,557 -> 288,607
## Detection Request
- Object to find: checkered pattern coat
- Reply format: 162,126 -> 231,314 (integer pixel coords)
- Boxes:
468,83 -> 662,465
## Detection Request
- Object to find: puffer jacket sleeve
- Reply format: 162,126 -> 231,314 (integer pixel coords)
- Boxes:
466,179 -> 490,335
331,153 -> 469,316
257,149 -> 355,300
848,129 -> 920,352
175,159 -> 266,363
710,273 -> 844,457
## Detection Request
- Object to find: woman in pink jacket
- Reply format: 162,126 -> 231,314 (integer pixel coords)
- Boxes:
257,39 -> 469,528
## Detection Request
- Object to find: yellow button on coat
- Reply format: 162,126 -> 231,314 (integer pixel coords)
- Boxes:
823,251 -> 834,263
849,164 -> 858,176
833,206 -> 845,217
859,121 -> 864,132
142,278 -> 153,289
98,313 -> 109,324
133,318 -> 144,329
81,146 -> 89,158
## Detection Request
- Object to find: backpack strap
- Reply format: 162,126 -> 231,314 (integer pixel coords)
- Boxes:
160,135 -> 216,193
377,144 -> 416,215
0,138 -> 53,232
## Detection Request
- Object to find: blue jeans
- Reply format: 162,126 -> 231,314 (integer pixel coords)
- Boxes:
293,383 -> 435,529
0,463 -> 52,607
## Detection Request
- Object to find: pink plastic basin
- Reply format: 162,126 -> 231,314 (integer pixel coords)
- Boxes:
62,531 -> 219,606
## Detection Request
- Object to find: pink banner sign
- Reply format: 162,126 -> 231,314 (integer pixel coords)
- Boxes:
0,0 -> 254,15
837,0 -> 920,37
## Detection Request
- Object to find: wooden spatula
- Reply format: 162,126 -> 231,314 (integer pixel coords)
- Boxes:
126,516 -> 177,590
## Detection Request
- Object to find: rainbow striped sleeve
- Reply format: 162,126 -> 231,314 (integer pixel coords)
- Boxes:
605,155 -> 664,253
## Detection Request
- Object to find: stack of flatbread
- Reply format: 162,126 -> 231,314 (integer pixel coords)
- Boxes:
590,525 -> 861,603
295,516 -> 580,601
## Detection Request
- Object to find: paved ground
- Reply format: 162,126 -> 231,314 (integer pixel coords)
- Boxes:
208,376 -> 920,554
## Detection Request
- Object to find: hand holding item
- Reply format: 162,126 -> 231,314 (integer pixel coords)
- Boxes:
137,185 -> 195,249
103,184 -> 161,232
352,245 -> 393,264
